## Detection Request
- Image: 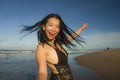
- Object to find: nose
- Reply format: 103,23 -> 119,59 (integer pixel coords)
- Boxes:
51,26 -> 56,31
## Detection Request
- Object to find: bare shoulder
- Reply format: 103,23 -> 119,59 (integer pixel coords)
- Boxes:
36,43 -> 49,55
37,43 -> 44,49
37,43 -> 50,48
36,44 -> 46,55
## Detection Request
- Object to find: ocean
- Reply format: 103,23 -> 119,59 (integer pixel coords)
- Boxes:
0,51 -> 102,80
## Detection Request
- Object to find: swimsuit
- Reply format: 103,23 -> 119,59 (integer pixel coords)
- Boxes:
48,48 -> 73,80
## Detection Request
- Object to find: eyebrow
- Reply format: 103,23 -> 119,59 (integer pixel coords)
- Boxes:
47,22 -> 60,26
47,22 -> 53,24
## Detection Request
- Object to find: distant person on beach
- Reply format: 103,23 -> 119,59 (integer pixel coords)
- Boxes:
20,13 -> 88,80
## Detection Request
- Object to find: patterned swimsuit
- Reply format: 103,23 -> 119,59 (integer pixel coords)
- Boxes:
48,48 -> 73,80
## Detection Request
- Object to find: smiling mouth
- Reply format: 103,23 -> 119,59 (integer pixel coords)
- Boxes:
48,32 -> 56,37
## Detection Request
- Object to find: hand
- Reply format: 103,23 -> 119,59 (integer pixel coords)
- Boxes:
81,23 -> 88,31
82,23 -> 88,29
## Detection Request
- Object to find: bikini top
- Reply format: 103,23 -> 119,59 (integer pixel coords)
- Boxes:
47,46 -> 73,80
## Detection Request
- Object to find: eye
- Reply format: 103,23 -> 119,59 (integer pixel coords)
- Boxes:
55,25 -> 60,28
49,25 -> 52,26
56,26 -> 60,28
48,23 -> 53,26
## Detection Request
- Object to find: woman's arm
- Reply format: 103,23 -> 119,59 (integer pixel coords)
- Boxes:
36,44 -> 48,80
67,23 -> 88,41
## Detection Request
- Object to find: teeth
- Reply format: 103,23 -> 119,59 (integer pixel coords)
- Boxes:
49,32 -> 55,35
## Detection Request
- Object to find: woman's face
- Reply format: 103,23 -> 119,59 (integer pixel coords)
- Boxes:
45,17 -> 60,41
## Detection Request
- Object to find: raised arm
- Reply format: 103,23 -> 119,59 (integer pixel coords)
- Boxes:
36,44 -> 48,80
67,23 -> 88,41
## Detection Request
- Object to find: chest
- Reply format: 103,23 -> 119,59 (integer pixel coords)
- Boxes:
46,46 -> 68,65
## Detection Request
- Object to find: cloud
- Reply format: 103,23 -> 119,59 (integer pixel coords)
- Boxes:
84,32 -> 120,49
0,38 -> 7,43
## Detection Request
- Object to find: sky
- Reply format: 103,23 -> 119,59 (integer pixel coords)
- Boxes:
0,0 -> 120,50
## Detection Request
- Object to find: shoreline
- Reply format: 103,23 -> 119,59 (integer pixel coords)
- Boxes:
74,49 -> 120,80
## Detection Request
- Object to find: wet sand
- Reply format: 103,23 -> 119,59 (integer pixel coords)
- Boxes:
0,52 -> 102,80
74,49 -> 120,80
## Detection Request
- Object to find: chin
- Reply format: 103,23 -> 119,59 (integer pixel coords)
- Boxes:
48,37 -> 55,41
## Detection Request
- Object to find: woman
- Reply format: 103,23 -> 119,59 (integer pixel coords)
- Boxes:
21,13 -> 88,80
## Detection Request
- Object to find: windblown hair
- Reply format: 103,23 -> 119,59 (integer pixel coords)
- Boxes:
20,13 -> 85,49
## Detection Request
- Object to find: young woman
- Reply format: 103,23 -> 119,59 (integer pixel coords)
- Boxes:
21,13 -> 88,80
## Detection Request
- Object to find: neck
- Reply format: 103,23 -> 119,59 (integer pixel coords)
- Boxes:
48,38 -> 55,44
48,39 -> 57,48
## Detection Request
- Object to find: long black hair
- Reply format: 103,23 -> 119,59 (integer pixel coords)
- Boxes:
20,13 -> 85,49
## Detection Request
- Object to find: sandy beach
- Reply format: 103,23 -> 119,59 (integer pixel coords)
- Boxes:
74,49 -> 120,80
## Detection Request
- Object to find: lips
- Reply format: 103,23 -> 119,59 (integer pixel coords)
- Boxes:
48,32 -> 56,37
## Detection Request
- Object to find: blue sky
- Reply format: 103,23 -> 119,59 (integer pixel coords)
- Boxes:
0,0 -> 120,50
